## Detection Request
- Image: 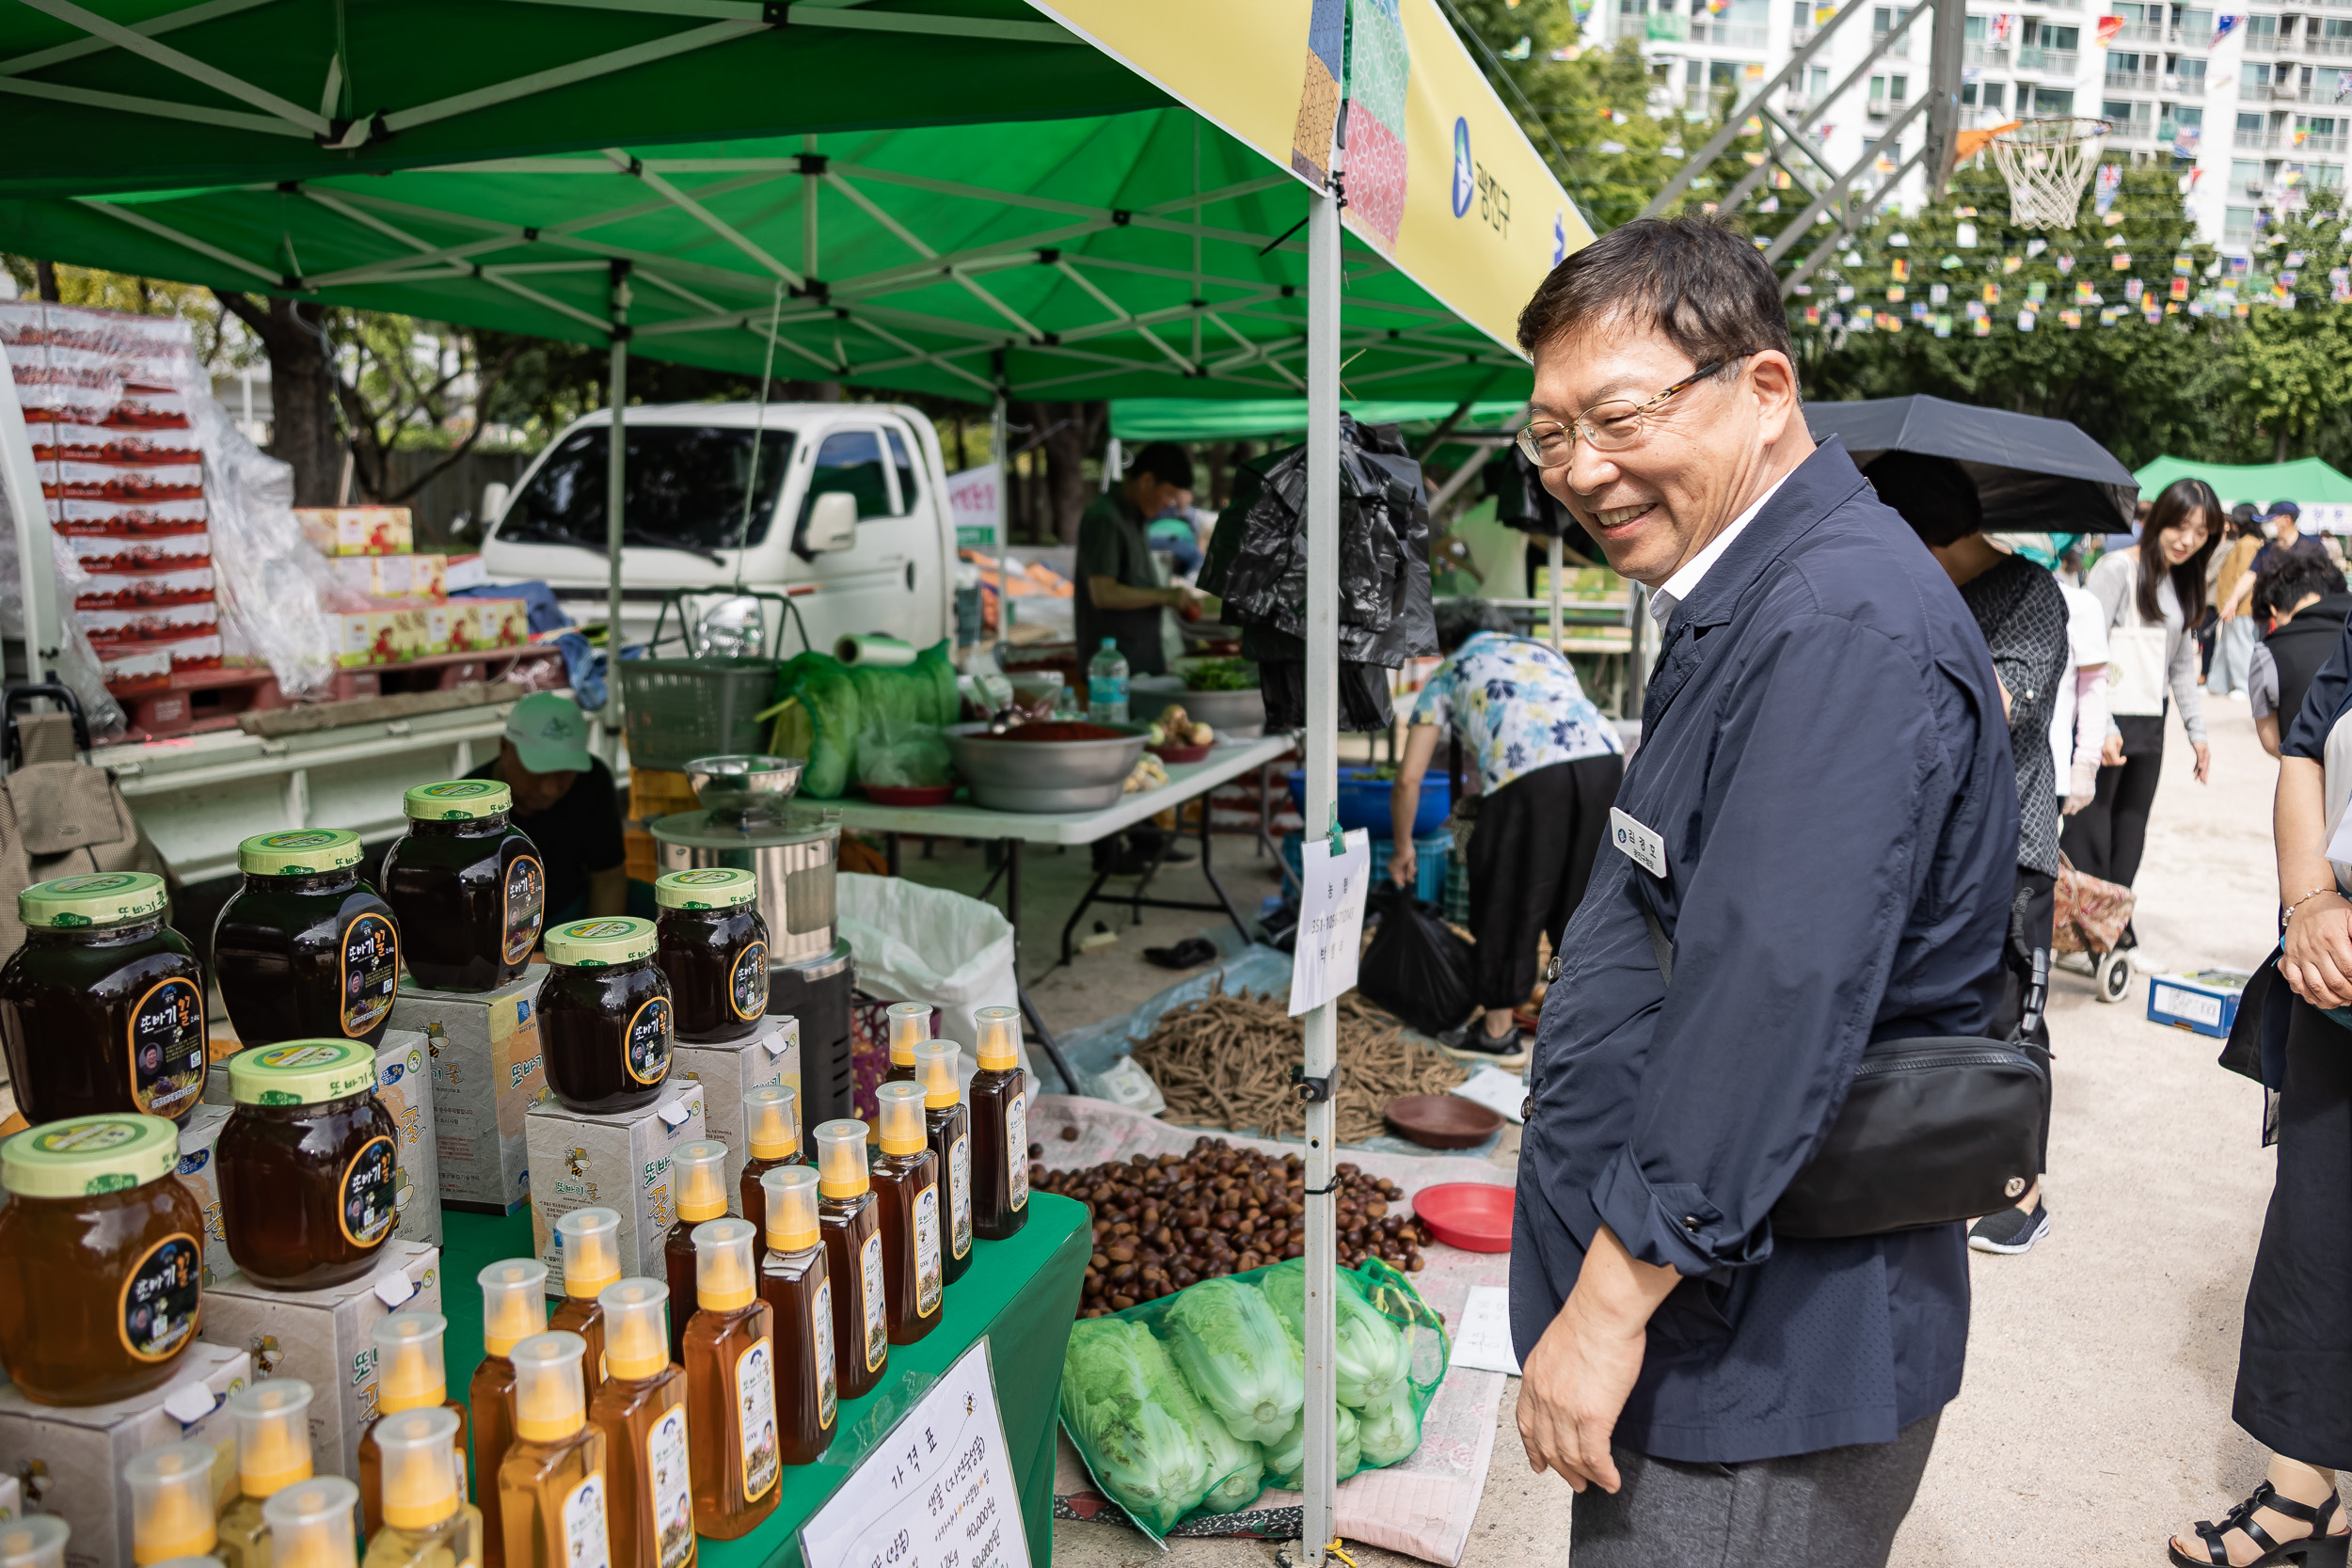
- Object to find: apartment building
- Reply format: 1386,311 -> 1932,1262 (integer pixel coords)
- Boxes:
1587,0 -> 2351,249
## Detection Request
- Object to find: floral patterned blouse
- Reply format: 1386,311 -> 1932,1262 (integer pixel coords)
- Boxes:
1408,630 -> 1621,792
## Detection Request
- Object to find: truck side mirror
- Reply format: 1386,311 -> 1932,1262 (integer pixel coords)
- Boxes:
802,490 -> 858,555
480,481 -> 510,526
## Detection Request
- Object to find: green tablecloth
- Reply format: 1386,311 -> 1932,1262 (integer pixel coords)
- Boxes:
438,1193 -> 1089,1567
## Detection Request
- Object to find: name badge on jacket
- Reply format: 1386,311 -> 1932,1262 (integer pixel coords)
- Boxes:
1609,807 -> 1667,879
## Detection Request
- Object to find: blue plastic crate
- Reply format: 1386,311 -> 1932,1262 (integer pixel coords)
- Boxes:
1282,829 -> 1451,904
2145,969 -> 2250,1038
1284,767 -> 1452,836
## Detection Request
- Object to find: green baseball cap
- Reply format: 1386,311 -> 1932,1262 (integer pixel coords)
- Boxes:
505,692 -> 594,775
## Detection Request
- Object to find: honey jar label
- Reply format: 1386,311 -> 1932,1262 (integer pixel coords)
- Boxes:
340,911 -> 400,1037
812,1280 -> 837,1431
948,1132 -> 973,1260
729,942 -> 770,1021
119,1231 -> 199,1363
338,1134 -> 399,1247
645,1405 -> 693,1568
562,1473 -> 612,1568
128,975 -> 206,1120
501,854 -> 546,967
1007,1090 -> 1029,1212
736,1336 -> 781,1502
858,1230 -> 887,1371
625,997 -> 674,1085
914,1181 -> 943,1319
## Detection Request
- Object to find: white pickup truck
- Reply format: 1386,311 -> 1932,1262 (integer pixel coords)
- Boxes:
107,401 -> 962,883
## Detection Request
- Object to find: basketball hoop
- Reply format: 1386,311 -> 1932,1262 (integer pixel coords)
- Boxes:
1987,118 -> 2110,230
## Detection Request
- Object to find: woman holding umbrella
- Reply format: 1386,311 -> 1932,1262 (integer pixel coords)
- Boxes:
2059,478 -> 2221,963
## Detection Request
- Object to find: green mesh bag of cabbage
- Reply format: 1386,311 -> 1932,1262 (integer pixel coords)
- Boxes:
1057,1257 -> 1449,1540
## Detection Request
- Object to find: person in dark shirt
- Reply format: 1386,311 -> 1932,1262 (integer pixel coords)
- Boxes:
2251,499 -> 2330,581
1073,441 -> 1204,676
465,691 -> 626,926
2251,554 -> 2352,757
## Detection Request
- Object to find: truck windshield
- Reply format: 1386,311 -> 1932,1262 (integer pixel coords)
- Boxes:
495,426 -> 796,555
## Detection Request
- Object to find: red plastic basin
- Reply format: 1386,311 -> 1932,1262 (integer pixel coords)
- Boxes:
1412,1181 -> 1515,1252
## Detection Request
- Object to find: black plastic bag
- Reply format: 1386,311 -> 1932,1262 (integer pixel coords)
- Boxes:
1486,445 -> 1599,558
1356,881 -> 1476,1037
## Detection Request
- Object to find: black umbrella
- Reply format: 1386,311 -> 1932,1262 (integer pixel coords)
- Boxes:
1805,394 -> 2138,534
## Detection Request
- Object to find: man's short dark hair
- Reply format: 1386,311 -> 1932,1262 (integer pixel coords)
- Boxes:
1863,451 -> 1982,547
1516,216 -> 1795,371
1127,441 -> 1194,492
1434,597 -> 1515,653
2254,552 -> 2345,619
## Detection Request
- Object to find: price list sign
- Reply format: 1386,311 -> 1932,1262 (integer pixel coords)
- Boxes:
800,1339 -> 1029,1568
1288,828 -> 1371,1016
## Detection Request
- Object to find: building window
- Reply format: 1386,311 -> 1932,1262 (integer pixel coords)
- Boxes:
2224,206 -> 2257,242
1982,82 -> 2008,109
2034,87 -> 2076,113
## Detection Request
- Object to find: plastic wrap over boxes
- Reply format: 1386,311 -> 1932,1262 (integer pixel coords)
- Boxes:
0,1341 -> 248,1568
527,1080 -> 708,1285
199,1241 -> 440,1482
2147,969 -> 2251,1039
675,1015 -> 801,1201
390,968 -> 546,1215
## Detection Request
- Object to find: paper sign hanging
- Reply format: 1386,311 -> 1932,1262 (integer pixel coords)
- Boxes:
1290,829 -> 1371,1016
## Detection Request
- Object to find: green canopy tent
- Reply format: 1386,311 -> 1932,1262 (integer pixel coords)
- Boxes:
2134,454 -> 2352,530
0,2 -> 1596,1558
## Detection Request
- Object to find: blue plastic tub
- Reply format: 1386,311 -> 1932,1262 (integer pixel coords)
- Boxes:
1285,766 -> 1451,836
1281,829 -> 1452,904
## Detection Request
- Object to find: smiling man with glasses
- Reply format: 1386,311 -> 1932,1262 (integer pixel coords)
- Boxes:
1506,217 -> 2019,1567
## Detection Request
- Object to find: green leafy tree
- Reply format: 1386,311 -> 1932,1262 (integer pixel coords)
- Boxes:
2212,190 -> 2352,463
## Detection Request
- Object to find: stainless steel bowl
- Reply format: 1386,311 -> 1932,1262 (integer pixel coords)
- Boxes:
684,753 -> 803,821
944,722 -> 1151,813
1130,684 -> 1266,740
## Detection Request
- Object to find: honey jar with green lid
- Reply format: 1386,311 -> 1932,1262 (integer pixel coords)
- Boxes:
213,829 -> 402,1050
0,871 -> 206,1126
381,780 -> 545,993
653,868 -> 769,1044
217,1040 -> 402,1291
541,916 -> 673,1116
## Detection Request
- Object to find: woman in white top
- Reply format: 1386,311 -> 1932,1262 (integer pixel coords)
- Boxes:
2058,478 -> 2221,954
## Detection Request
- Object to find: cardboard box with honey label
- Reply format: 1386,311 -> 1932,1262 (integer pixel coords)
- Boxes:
374,1028 -> 443,1248
199,1241 -> 440,1482
527,1080 -> 707,1284
391,968 -> 546,1215
674,1015 -> 801,1202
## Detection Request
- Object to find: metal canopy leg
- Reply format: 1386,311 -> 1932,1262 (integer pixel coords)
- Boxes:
994,835 -> 1081,1095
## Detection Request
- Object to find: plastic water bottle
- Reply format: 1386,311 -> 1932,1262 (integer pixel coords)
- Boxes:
1089,637 -> 1130,723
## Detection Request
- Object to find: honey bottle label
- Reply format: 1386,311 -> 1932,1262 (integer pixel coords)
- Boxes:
501,854 -> 546,967
338,1134 -> 399,1247
625,997 -> 674,1085
913,1183 -> 943,1318
562,1472 -> 612,1568
811,1282 -> 837,1431
645,1405 -> 693,1568
119,1232 -> 200,1362
948,1133 -> 972,1260
128,975 -> 206,1119
339,912 -> 400,1037
858,1231 -> 887,1371
735,1337 -> 781,1502
1007,1091 -> 1029,1212
729,942 -> 770,1021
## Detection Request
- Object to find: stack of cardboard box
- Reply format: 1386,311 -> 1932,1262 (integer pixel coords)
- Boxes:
299,505 -> 531,666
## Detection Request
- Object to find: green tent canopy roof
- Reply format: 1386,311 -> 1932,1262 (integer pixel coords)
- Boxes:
2134,455 -> 2352,511
1110,398 -> 1527,441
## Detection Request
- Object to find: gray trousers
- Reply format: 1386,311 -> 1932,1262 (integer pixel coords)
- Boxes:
1567,1412 -> 1941,1568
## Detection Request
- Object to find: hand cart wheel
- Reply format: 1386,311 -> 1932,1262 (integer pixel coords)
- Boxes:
2093,949 -> 2134,1004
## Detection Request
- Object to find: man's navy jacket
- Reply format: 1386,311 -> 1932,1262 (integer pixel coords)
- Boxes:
1510,437 -> 2019,1464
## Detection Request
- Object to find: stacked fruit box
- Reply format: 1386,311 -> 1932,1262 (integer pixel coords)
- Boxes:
301,507 -> 531,666
0,302 -> 218,697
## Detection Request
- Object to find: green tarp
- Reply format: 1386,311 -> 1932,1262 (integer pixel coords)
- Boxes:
2134,455 -> 2352,511
1110,398 -> 1528,441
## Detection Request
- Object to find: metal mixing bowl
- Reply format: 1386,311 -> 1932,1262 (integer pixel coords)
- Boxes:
1131,684 -> 1265,739
943,722 -> 1151,813
684,753 -> 804,821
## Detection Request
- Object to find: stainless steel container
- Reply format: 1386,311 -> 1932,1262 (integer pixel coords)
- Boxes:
943,721 -> 1151,813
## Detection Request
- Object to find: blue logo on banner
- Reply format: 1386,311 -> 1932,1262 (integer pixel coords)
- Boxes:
1452,119 -> 1474,217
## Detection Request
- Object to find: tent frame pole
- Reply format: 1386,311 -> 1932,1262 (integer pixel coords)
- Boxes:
606,262 -> 630,734
1299,158 -> 1342,1568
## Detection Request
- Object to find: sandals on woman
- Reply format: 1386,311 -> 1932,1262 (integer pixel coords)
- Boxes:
2169,1481 -> 2351,1567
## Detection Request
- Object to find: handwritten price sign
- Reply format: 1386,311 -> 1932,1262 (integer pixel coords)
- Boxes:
800,1339 -> 1027,1568
1288,829 -> 1370,1016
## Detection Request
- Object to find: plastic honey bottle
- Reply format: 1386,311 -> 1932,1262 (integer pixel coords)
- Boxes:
968,1006 -> 1029,1241
588,1279 -> 693,1568
882,1002 -> 931,1085
358,1311 -> 471,1537
870,1083 -> 943,1345
498,1331 -> 609,1568
913,1039 -> 972,1287
736,1085 -> 801,1241
756,1165 -> 836,1466
216,1379 -> 314,1568
261,1478 -> 357,1568
814,1118 -> 886,1400
126,1438 -> 222,1565
361,1406 -> 483,1568
662,1141 -> 730,1364
682,1219 -> 779,1540
471,1259 -> 549,1568
0,1516 -> 68,1567
551,1207 -> 623,1397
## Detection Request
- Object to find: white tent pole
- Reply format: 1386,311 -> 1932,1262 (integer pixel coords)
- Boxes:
992,396 -> 1009,659
0,339 -> 62,691
605,263 -> 630,732
1299,151 -> 1343,1568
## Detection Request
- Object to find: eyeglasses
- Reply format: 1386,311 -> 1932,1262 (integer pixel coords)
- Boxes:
1514,357 -> 1740,467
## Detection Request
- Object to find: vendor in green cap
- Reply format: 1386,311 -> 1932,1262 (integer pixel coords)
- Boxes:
465,691 -> 626,922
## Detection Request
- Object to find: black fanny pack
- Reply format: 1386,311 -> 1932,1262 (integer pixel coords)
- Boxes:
1644,907 -> 2052,1240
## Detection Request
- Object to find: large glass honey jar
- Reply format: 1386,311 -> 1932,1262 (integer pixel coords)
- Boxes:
217,1039 -> 401,1290
653,868 -> 768,1043
540,917 -> 673,1116
380,781 -> 544,992
0,871 -> 206,1126
0,1114 -> 204,1405
213,829 -> 401,1050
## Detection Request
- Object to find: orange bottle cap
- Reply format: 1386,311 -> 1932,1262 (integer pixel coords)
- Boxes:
744,1084 -> 798,1162
371,1407 -> 461,1531
228,1379 -> 314,1497
260,1477 -> 358,1568
372,1311 -> 450,1414
876,1082 -> 927,1157
974,1006 -> 1021,1071
761,1164 -> 821,1252
692,1217 -> 756,1311
479,1259 -> 548,1357
555,1207 -> 622,1298
124,1439 -> 219,1563
913,1039 -> 961,1110
814,1118 -> 870,1199
885,1001 -> 933,1065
